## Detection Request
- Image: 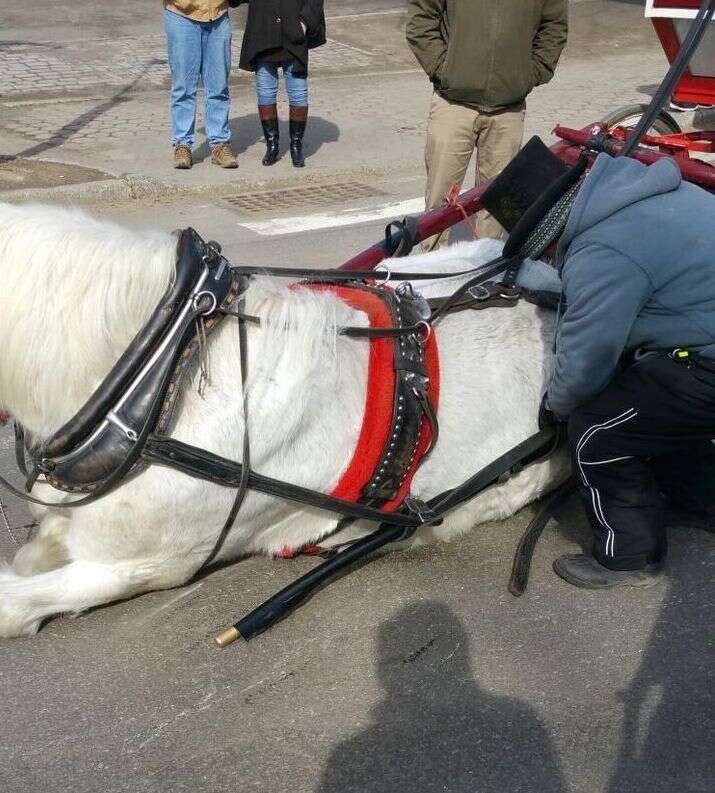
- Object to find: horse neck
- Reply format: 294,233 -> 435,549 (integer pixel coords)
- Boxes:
0,218 -> 177,438
201,279 -> 370,496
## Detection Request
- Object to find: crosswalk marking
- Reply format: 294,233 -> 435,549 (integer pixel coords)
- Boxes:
239,197 -> 424,237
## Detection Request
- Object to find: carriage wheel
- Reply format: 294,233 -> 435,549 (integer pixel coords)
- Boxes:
600,103 -> 682,136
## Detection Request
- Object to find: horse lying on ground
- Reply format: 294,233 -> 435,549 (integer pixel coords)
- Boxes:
0,203 -> 568,639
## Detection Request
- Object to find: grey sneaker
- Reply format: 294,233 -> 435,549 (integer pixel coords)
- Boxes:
173,144 -> 193,170
553,553 -> 663,590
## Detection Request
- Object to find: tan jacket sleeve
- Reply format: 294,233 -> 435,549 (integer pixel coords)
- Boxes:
406,0 -> 448,80
532,0 -> 568,87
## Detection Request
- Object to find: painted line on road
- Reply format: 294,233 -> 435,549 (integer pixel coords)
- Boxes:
327,9 -> 406,21
239,197 -> 424,236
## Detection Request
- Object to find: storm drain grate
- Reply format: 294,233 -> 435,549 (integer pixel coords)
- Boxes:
223,180 -> 387,214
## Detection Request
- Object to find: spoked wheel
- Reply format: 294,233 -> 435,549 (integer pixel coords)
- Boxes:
600,103 -> 682,136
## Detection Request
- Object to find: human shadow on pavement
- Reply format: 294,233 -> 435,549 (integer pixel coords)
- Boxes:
193,112 -> 339,162
605,524 -> 714,793
318,601 -> 568,793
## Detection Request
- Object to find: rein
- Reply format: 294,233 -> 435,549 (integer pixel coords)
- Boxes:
219,255 -> 519,338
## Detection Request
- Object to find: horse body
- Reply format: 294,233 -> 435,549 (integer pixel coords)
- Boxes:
0,203 -> 567,639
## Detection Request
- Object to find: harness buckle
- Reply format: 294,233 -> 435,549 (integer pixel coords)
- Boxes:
499,284 -> 521,301
37,458 -> 56,474
403,496 -> 441,525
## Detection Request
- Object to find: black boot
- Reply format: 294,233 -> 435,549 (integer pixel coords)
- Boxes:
553,553 -> 663,590
258,104 -> 279,166
289,105 -> 308,168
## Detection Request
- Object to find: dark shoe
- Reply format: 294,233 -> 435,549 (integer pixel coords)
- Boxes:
258,104 -> 280,166
289,105 -> 308,168
553,553 -> 663,590
173,144 -> 193,170
211,142 -> 238,168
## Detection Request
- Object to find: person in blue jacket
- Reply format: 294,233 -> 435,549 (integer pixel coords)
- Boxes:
482,137 -> 715,589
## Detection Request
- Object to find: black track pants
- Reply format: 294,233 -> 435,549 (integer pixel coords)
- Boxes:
567,353 -> 715,570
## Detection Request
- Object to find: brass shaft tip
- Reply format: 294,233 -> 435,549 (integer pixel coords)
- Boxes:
214,626 -> 240,648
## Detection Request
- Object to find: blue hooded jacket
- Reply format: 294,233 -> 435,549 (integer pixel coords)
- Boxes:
547,153 -> 715,419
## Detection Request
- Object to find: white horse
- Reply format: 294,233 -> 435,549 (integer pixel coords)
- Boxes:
0,203 -> 568,639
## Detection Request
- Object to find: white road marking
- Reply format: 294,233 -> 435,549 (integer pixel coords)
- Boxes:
240,197 -> 425,236
327,9 -> 406,21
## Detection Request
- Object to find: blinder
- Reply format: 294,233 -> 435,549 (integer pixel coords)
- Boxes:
28,228 -> 242,493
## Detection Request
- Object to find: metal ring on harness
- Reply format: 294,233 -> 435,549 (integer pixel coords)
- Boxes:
193,291 -> 218,316
468,284 -> 491,301
417,320 -> 432,340
374,264 -> 391,285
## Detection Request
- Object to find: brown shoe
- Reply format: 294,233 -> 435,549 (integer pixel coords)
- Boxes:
211,142 -> 238,168
173,144 -> 193,170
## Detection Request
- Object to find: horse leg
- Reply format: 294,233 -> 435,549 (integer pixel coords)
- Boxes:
0,558 -> 171,638
12,513 -> 70,575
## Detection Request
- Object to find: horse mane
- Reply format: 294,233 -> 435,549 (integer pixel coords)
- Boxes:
0,203 -> 363,438
242,278 -> 360,395
0,202 -> 177,436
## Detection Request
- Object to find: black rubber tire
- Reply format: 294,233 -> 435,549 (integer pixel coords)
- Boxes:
600,103 -> 682,136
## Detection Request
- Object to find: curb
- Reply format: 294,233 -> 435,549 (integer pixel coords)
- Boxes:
0,164 -> 397,206
0,174 -> 191,204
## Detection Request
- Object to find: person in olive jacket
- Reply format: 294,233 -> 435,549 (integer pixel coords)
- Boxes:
406,0 -> 568,246
232,0 -> 326,167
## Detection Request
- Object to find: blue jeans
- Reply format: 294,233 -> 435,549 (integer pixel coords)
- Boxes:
164,9 -> 232,147
255,60 -> 309,106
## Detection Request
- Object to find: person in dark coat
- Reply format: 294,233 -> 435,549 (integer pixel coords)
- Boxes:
232,0 -> 325,167
481,138 -> 715,590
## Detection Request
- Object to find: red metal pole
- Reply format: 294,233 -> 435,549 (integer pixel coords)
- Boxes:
553,125 -> 715,191
339,123 -> 715,273
339,180 -> 494,272
339,134 -> 594,272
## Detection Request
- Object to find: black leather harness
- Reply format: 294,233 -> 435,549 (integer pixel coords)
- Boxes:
18,229 -> 240,499
11,229 -> 447,514
2,229 -> 561,642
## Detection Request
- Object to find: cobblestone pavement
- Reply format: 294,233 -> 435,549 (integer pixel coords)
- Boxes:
0,34 -> 382,98
0,1 -> 673,195
0,44 -> 666,186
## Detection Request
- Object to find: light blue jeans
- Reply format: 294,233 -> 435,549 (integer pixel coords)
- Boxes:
255,60 -> 309,106
164,9 -> 232,147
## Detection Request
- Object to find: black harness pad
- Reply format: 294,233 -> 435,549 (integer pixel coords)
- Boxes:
43,229 -> 206,458
32,228 -> 241,492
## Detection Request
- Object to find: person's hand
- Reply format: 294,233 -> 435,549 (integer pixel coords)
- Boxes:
0,411 -> 10,426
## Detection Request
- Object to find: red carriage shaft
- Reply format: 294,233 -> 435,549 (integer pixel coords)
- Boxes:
339,125 -> 715,273
553,125 -> 715,191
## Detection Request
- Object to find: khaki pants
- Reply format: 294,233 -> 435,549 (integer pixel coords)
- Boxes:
423,92 -> 525,250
